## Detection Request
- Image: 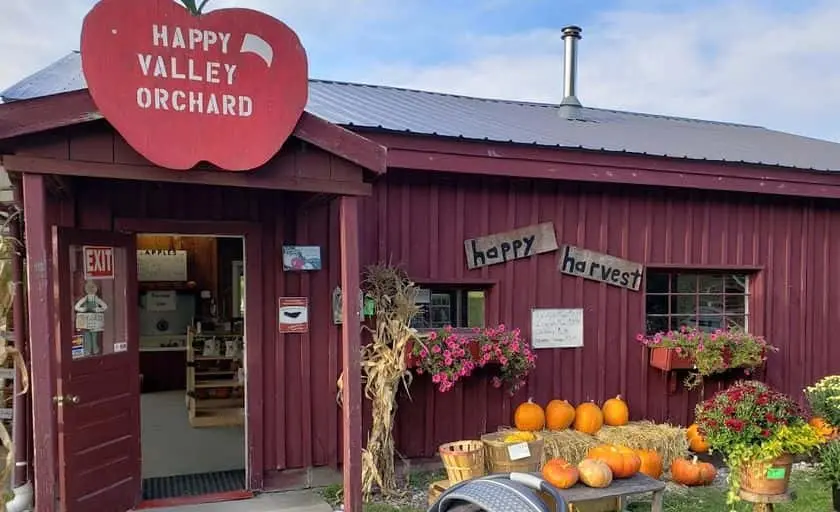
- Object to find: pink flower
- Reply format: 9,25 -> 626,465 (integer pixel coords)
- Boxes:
420,349 -> 429,357
675,347 -> 683,354
432,374 -> 441,383
432,345 -> 441,353
491,377 -> 503,388
499,356 -> 508,365
443,350 -> 452,358
498,324 -> 506,332
429,331 -> 438,340
444,357 -> 453,366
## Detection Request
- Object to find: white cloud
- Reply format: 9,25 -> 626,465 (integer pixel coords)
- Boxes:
360,1 -> 840,141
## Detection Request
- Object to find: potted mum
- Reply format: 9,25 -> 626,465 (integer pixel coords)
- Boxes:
637,326 -> 777,389
694,380 -> 823,509
805,375 -> 840,440
410,324 -> 536,394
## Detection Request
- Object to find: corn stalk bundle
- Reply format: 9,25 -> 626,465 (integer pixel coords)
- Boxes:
336,264 -> 421,498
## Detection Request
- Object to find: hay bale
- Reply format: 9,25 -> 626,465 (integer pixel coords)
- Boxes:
593,421 -> 689,469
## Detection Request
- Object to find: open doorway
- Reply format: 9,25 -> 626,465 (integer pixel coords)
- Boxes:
135,234 -> 247,505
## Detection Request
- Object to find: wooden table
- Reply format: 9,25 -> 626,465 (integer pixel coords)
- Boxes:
550,473 -> 666,512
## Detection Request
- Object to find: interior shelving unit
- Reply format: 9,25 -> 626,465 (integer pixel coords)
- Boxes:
185,327 -> 244,428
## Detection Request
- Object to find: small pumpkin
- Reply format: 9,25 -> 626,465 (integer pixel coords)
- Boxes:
573,401 -> 604,434
542,458 -> 579,489
545,399 -> 576,430
587,444 -> 640,479
686,423 -> 700,440
514,398 -> 546,432
689,433 -> 710,453
636,449 -> 663,479
602,395 -> 629,426
670,456 -> 716,486
577,458 -> 613,488
809,417 -> 837,440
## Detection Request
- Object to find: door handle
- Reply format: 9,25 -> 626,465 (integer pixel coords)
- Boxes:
53,394 -> 80,406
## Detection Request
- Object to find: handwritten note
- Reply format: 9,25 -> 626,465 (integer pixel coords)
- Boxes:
531,308 -> 584,349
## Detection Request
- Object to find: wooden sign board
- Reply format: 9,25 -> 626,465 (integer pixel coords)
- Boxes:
531,308 -> 584,349
464,222 -> 558,270
558,245 -> 644,291
278,297 -> 308,333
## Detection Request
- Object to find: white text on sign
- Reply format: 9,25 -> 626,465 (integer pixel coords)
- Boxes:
83,246 -> 116,280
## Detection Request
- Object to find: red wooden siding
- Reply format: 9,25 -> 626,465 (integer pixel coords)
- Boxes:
360,170 -> 840,460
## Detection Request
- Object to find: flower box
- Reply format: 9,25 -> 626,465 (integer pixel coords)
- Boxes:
649,347 -> 695,372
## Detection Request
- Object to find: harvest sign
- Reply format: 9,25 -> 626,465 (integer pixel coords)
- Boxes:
81,0 -> 309,171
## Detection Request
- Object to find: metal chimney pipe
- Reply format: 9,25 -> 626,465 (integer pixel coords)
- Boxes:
560,25 -> 582,107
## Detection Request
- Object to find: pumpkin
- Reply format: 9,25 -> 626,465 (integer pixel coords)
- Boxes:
577,458 -> 613,488
545,399 -> 576,430
587,444 -> 641,479
503,431 -> 536,443
689,433 -> 710,453
542,458 -> 579,489
635,449 -> 663,479
670,456 -> 717,486
573,401 -> 604,434
513,398 -> 546,432
602,395 -> 629,426
809,417 -> 837,440
686,423 -> 700,440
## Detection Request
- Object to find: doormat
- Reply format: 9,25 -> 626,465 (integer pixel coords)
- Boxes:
142,469 -> 246,500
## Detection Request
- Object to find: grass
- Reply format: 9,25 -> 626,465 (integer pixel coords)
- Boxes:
320,469 -> 833,511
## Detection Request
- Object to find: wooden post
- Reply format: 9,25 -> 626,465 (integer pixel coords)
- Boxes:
339,196 -> 362,512
22,173 -> 57,510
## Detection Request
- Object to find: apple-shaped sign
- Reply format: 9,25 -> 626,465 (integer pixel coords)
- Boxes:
80,0 -> 308,171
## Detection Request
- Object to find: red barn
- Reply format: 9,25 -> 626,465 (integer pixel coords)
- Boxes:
2,24 -> 840,512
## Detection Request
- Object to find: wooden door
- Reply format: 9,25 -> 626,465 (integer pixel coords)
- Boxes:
54,228 -> 140,512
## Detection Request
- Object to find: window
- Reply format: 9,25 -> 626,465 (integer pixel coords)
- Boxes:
645,271 -> 750,334
411,287 -> 486,329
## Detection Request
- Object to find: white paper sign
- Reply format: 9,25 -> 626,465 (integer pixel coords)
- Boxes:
146,291 -> 177,312
114,342 -> 128,353
137,250 -> 188,282
531,308 -> 584,349
507,442 -> 531,461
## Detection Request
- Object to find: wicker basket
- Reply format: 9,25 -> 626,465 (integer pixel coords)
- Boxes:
439,440 -> 486,483
427,479 -> 451,506
481,431 -> 545,474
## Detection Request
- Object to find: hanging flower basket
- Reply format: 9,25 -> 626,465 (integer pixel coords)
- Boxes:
648,347 -> 695,371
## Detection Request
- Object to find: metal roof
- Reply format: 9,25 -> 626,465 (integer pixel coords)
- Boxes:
5,51 -> 840,172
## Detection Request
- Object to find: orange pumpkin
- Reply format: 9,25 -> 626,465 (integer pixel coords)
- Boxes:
573,402 -> 604,434
587,444 -> 641,479
686,423 -> 700,440
670,456 -> 716,486
514,398 -> 546,431
577,458 -> 613,488
542,458 -> 579,489
809,417 -> 837,440
545,400 -> 576,430
635,449 -> 663,479
602,395 -> 630,426
689,433 -> 710,453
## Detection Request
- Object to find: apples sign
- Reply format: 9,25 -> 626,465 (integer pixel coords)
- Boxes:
80,0 -> 309,171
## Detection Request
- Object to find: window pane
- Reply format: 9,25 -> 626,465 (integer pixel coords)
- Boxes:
466,291 -> 485,328
672,274 -> 697,293
726,315 -> 747,330
646,294 -> 668,316
724,294 -> 746,315
698,294 -> 724,314
646,273 -> 669,294
697,274 -> 725,294
646,315 -> 669,334
670,315 -> 697,330
697,315 -> 725,332
674,295 -> 698,315
725,274 -> 748,294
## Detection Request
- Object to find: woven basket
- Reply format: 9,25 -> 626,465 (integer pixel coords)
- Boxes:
427,479 -> 451,506
481,431 -> 544,474
439,440 -> 486,483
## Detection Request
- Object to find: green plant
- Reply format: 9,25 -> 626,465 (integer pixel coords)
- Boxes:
805,375 -> 840,430
637,326 -> 777,389
694,380 -> 823,509
816,440 -> 840,488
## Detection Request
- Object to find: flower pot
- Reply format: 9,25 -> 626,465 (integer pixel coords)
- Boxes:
739,454 -> 794,496
649,347 -> 694,371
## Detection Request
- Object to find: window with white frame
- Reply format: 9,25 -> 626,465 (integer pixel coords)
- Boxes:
644,271 -> 750,334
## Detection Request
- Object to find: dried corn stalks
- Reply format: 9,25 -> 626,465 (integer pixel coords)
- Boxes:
0,210 -> 29,510
336,264 -> 421,498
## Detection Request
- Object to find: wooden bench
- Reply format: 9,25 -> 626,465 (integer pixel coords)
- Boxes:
548,473 -> 667,512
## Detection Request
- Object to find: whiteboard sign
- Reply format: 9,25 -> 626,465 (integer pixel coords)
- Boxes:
137,250 -> 188,282
531,308 -> 584,349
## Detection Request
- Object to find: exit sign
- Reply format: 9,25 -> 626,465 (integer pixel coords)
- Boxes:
83,246 -> 115,280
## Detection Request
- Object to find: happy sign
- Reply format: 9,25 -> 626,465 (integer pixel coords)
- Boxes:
80,0 -> 309,171
83,246 -> 115,280
464,222 -> 558,270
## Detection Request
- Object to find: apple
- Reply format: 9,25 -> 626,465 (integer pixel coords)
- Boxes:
80,0 -> 309,171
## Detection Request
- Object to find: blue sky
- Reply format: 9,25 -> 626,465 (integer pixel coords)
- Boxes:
2,0 -> 840,141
